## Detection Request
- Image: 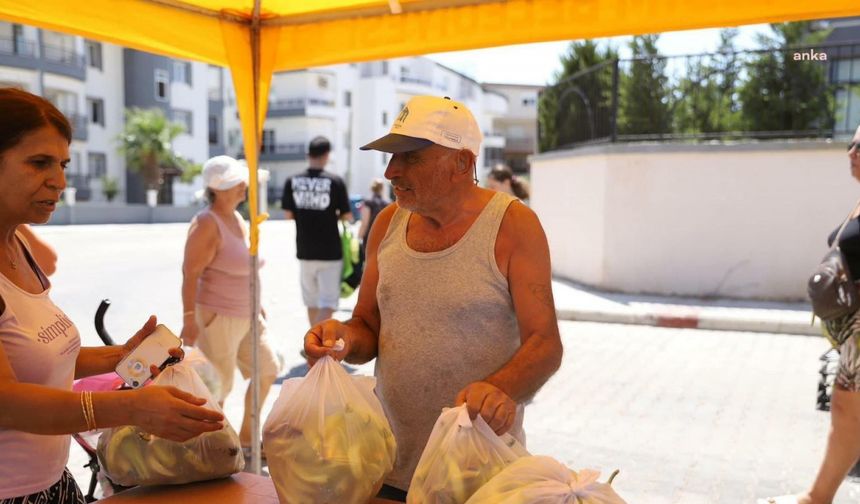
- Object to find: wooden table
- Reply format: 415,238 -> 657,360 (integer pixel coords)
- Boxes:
98,472 -> 402,503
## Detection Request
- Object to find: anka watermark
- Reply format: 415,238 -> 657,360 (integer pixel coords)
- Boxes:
792,49 -> 827,61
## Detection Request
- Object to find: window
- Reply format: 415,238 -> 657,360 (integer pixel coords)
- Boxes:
208,115 -> 219,144
173,61 -> 192,85
85,41 -> 102,70
44,89 -> 77,116
262,130 -> 275,153
382,111 -> 388,126
172,109 -> 193,135
382,152 -> 387,166
522,97 -> 536,107
87,97 -> 104,126
87,152 -> 107,178
154,69 -> 169,101
317,75 -> 329,89
382,61 -> 389,75
344,91 -> 351,107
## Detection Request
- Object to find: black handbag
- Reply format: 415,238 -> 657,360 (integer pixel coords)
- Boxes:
808,201 -> 860,321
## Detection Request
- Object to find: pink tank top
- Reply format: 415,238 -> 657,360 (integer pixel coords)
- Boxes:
196,210 -> 254,318
0,233 -> 80,498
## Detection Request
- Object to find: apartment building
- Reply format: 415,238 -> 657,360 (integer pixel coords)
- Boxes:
2,21 -> 538,207
0,21 -> 213,205
481,83 -> 542,173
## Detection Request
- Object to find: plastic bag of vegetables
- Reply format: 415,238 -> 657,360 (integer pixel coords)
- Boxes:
407,404 -> 528,504
97,363 -> 243,486
464,455 -> 626,504
182,346 -> 222,400
263,355 -> 396,504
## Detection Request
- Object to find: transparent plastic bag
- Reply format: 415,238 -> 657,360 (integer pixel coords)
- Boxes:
465,455 -> 627,504
263,355 -> 396,504
407,405 -> 528,504
97,363 -> 244,486
183,346 -> 223,400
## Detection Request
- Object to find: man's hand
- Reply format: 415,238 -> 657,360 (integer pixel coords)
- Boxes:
304,319 -> 352,366
455,381 -> 517,435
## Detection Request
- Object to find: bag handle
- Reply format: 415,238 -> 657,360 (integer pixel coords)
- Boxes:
830,198 -> 860,251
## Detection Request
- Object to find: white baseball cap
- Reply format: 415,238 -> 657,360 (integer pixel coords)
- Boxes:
201,155 -> 247,191
360,95 -> 482,156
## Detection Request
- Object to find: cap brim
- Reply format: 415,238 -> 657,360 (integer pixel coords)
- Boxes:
360,133 -> 433,153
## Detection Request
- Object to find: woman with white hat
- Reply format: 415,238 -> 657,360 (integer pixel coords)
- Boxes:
180,156 -> 279,458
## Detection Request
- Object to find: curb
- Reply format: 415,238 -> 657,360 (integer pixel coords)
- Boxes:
556,307 -> 820,336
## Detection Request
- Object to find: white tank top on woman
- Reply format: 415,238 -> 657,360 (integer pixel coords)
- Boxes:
0,232 -> 80,499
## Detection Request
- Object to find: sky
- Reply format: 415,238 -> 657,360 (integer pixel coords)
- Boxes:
424,23 -> 774,86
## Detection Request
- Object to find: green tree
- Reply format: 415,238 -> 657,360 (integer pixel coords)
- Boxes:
618,35 -> 672,136
117,108 -> 199,196
538,40 -> 618,151
673,29 -> 742,136
738,21 -> 833,134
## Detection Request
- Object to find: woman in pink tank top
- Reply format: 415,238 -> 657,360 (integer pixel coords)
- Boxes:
0,89 -> 225,503
180,156 -> 279,457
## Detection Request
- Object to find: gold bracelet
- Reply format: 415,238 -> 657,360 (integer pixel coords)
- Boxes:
80,392 -> 91,431
86,391 -> 97,430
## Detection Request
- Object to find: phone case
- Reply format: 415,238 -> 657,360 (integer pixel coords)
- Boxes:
115,324 -> 181,389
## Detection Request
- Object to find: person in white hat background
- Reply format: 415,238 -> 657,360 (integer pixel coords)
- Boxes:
180,155 -> 279,458
304,96 -> 564,501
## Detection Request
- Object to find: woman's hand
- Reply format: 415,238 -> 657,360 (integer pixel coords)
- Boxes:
122,315 -> 185,378
180,313 -> 199,347
132,386 -> 224,442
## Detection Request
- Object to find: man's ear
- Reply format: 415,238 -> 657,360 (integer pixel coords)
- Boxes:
455,149 -> 473,176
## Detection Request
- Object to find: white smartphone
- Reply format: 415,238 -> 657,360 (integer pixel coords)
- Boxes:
115,324 -> 181,389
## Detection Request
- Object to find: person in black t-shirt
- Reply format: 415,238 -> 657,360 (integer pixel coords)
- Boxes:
281,136 -> 353,327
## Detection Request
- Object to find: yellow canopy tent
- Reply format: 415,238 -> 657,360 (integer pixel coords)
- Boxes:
1,0 -> 857,474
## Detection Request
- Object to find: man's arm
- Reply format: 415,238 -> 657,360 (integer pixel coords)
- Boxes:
305,204 -> 397,365
281,179 -> 295,220
457,201 -> 563,433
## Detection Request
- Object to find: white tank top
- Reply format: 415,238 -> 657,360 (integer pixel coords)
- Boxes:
0,232 -> 80,498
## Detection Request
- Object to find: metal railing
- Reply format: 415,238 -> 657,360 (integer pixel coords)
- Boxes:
0,37 -> 37,57
41,43 -> 85,69
539,41 -> 860,152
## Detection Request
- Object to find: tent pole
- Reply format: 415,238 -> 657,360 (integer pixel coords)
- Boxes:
250,0 -> 263,476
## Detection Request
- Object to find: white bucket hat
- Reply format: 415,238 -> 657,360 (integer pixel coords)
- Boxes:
360,95 -> 482,156
201,155 -> 247,191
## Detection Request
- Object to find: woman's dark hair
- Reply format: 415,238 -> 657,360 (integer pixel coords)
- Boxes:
0,87 -> 72,156
489,164 -> 530,200
205,187 -> 216,204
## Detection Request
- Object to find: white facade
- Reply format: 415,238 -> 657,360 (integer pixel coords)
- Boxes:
531,141 -> 853,301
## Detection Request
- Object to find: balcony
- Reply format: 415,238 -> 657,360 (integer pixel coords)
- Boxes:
399,75 -> 433,87
259,142 -> 306,162
0,37 -> 85,80
504,137 -> 536,153
69,113 -> 88,141
267,97 -> 335,118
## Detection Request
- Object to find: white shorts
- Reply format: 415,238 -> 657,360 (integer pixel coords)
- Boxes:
195,308 -> 280,402
299,259 -> 342,310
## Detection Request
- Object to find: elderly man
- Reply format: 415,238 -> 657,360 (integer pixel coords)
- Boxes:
304,95 -> 563,501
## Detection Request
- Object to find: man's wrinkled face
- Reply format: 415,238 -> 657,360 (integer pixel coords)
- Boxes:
384,145 -> 455,213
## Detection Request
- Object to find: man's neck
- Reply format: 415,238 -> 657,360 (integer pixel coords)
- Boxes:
418,185 -> 481,229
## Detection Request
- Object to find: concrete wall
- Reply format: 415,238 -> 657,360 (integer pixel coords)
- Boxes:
531,141 -> 856,301
48,204 -> 201,225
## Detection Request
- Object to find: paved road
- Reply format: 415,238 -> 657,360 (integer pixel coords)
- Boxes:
32,222 -> 860,502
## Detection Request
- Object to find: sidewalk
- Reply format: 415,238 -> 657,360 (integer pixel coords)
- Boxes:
551,278 -> 819,336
